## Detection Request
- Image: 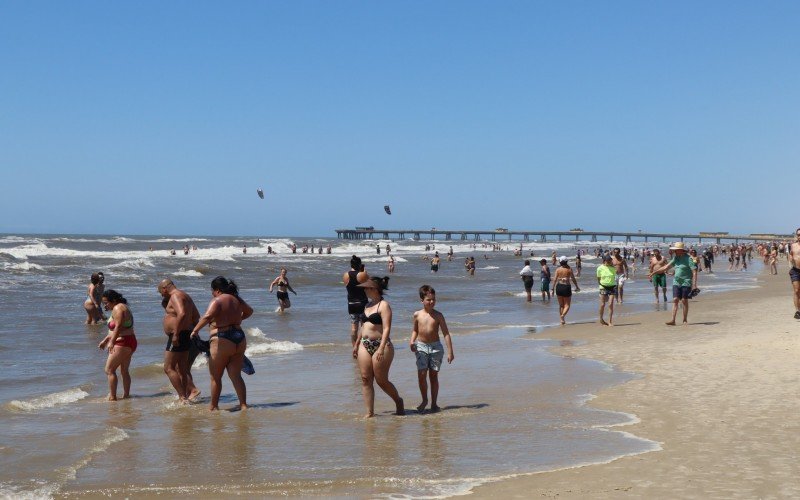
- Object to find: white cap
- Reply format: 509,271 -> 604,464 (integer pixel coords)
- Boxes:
558,255 -> 568,263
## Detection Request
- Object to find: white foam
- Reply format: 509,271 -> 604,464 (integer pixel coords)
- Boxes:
2,261 -> 44,272
246,340 -> 304,356
8,388 -> 89,412
480,265 -> 500,270
173,269 -> 203,277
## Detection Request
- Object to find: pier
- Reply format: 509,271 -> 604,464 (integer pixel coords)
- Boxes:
335,229 -> 785,245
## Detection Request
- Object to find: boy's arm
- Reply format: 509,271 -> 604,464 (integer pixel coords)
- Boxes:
438,312 -> 454,363
409,311 -> 419,351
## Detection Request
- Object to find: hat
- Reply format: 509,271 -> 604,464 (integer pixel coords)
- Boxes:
669,242 -> 687,251
558,255 -> 568,263
357,280 -> 380,289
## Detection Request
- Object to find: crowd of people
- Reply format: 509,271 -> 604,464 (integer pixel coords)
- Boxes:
86,230 -> 799,414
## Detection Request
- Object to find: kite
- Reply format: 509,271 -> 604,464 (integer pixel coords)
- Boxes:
384,205 -> 391,215
257,188 -> 264,199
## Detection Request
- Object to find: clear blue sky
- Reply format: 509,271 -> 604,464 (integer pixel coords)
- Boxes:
1,1 -> 798,237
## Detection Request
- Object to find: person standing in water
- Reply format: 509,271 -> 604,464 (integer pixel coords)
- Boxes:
611,248 -> 629,304
552,257 -> 580,324
352,277 -> 404,417
158,279 -> 201,402
344,255 -> 369,346
648,249 -> 669,303
519,260 -> 535,302
410,285 -> 454,413
539,259 -> 551,301
191,276 -> 253,411
98,290 -> 137,401
430,252 -> 440,273
269,268 -> 297,313
83,272 -> 106,324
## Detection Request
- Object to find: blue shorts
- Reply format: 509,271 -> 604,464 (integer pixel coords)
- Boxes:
673,285 -> 692,300
414,341 -> 444,372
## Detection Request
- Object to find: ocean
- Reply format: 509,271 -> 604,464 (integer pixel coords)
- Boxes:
0,234 -> 760,498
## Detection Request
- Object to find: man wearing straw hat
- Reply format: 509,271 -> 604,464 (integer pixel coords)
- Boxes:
649,242 -> 697,325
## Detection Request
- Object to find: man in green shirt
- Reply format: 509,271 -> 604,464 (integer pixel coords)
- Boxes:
596,255 -> 617,326
649,242 -> 697,325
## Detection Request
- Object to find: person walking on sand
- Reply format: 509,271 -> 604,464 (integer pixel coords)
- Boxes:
352,277 -> 404,418
789,228 -> 800,319
649,242 -> 697,326
519,260 -> 535,302
191,276 -> 253,411
648,249 -> 669,303
552,257 -> 580,324
611,248 -> 629,304
158,279 -> 201,402
410,285 -> 454,413
98,290 -> 137,401
596,255 -> 617,326
269,268 -> 297,313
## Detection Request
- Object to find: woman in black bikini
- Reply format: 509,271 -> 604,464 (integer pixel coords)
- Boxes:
269,268 -> 296,312
552,257 -> 580,325
352,277 -> 404,418
191,276 -> 253,411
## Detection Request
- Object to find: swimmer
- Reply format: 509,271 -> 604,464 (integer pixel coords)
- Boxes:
269,268 -> 297,312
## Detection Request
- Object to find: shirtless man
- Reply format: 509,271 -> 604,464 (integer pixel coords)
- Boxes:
789,228 -> 800,319
158,279 -> 201,401
611,248 -> 629,304
648,248 -> 669,302
410,285 -> 454,413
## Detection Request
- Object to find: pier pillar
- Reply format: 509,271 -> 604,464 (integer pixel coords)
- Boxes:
445,233 -> 451,241
491,234 -> 496,241
626,235 -> 631,243
524,234 -> 529,241
662,237 -> 666,243
461,233 -> 467,240
558,235 -> 562,242
610,234 -> 614,242
591,235 -> 597,242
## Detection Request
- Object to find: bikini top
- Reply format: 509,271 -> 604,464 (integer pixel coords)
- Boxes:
360,301 -> 383,325
108,310 -> 133,330
276,280 -> 288,287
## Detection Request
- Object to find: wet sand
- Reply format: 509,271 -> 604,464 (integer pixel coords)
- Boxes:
473,269 -> 800,498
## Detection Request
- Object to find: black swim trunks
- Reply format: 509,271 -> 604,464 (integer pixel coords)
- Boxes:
555,283 -> 572,297
277,290 -> 289,301
790,267 -> 800,283
166,329 -> 192,353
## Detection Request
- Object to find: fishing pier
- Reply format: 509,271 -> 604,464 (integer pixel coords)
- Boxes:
335,229 -> 781,244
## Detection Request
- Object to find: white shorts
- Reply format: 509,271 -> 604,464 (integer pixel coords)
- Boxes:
616,274 -> 627,287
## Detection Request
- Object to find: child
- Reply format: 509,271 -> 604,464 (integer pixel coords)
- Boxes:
410,285 -> 454,413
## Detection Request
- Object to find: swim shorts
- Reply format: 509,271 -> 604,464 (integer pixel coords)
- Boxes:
673,285 -> 693,300
541,279 -> 550,292
652,274 -> 667,288
555,283 -> 572,297
166,330 -> 192,353
616,274 -> 626,287
790,267 -> 800,283
414,341 -> 444,372
522,275 -> 534,291
599,285 -> 617,296
348,300 -> 367,324
431,264 -> 439,272
277,291 -> 289,301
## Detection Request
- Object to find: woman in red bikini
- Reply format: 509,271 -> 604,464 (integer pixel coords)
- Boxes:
98,290 -> 136,401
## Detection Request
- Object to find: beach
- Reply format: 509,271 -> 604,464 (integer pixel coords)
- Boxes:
0,234 -> 783,498
473,269 -> 800,498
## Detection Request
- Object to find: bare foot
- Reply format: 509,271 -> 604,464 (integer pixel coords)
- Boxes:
187,389 -> 201,402
395,398 -> 405,416
417,399 -> 428,413
607,321 -> 614,327
209,406 -> 219,411
430,405 -> 441,413
364,412 -> 375,419
666,321 -> 676,326
240,403 -> 248,410
560,318 -> 566,325
599,319 -> 609,326
107,394 -> 117,402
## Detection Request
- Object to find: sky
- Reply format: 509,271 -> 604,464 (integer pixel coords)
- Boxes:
1,1 -> 798,237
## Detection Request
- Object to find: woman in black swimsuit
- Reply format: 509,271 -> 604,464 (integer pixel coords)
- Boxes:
191,276 -> 253,411
352,276 -> 404,418
269,268 -> 296,312
343,255 -> 369,346
552,257 -> 580,325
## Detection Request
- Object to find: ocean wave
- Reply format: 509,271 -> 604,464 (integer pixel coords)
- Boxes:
2,261 -> 44,272
7,388 -> 89,412
246,340 -> 304,356
173,269 -> 204,277
480,265 -> 500,270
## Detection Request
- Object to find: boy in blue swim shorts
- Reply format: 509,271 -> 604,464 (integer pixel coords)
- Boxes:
410,285 -> 455,413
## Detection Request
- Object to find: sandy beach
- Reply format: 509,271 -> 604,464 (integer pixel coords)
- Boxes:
473,269 -> 800,498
